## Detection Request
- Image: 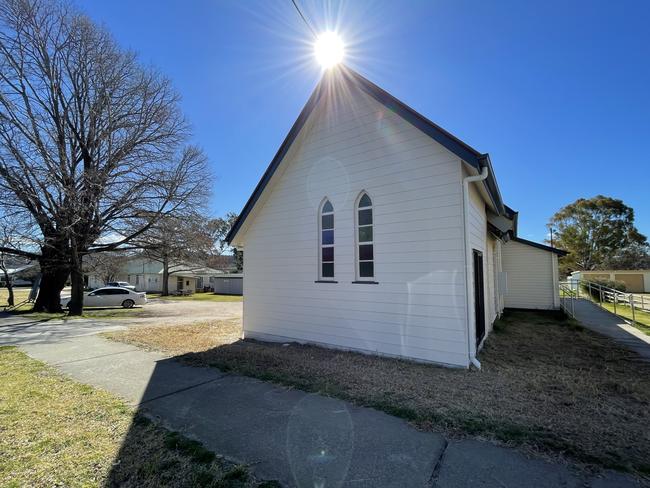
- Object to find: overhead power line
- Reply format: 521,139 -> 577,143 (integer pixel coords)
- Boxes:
290,0 -> 317,39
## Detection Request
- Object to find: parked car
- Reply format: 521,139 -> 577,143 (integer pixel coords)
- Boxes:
106,281 -> 136,291
61,287 -> 146,309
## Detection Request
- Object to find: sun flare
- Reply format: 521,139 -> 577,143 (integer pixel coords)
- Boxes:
314,31 -> 345,68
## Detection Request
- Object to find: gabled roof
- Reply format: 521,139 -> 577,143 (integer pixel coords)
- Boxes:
226,65 -> 508,244
512,237 -> 568,256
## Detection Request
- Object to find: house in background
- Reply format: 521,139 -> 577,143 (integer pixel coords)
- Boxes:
0,262 -> 39,287
569,270 -> 650,293
85,257 -> 227,294
226,66 -> 566,368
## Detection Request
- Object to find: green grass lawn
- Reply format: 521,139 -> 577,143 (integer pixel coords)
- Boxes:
600,302 -> 650,335
0,287 -> 32,308
0,346 -> 268,487
148,293 -> 242,302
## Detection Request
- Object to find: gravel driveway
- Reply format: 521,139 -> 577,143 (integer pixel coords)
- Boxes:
119,299 -> 242,327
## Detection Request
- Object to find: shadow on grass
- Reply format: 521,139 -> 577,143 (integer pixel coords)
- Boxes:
100,309 -> 650,483
100,346 -> 340,488
161,311 -> 650,478
101,344 -> 417,487
103,413 -> 270,488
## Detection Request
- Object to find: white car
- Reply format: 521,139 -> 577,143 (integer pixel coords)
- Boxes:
61,287 -> 147,309
106,281 -> 136,291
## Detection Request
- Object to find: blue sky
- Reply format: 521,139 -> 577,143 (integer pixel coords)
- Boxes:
78,0 -> 650,243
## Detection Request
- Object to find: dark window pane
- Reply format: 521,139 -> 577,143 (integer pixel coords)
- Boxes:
95,289 -> 108,295
358,209 -> 373,226
322,200 -> 333,213
322,230 -> 334,245
321,214 -> 334,230
358,226 -> 373,242
322,262 -> 334,278
359,244 -> 374,261
322,246 -> 334,262
359,193 -> 372,208
359,261 -> 374,278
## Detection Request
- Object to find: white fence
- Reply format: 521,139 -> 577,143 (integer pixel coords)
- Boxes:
560,279 -> 649,323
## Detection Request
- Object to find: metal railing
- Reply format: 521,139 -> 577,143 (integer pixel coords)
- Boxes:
560,279 -> 649,325
559,281 -> 577,318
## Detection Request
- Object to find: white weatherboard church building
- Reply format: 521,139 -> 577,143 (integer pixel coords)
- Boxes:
227,67 -> 566,368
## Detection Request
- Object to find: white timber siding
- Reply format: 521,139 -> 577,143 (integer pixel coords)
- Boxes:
486,234 -> 502,327
502,240 -> 560,309
465,179 -> 496,344
240,83 -> 471,367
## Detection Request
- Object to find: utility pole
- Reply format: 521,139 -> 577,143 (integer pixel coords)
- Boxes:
549,227 -> 554,247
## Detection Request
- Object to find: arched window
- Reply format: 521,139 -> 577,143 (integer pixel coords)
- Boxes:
319,199 -> 335,279
356,192 -> 374,279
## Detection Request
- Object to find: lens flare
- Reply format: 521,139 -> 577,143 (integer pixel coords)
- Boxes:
314,31 -> 345,68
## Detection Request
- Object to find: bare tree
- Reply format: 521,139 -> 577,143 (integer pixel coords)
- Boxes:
0,213 -> 29,307
0,252 -> 14,308
139,214 -> 214,296
0,0 -> 210,314
83,252 -> 128,286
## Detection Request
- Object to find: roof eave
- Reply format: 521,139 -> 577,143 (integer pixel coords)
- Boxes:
227,65 -> 511,243
225,77 -> 327,245
512,236 -> 568,256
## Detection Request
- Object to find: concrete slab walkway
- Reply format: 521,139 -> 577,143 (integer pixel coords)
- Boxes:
571,299 -> 650,362
0,311 -> 126,345
0,317 -> 640,487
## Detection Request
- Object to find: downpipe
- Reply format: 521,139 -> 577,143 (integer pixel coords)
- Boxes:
462,165 -> 489,370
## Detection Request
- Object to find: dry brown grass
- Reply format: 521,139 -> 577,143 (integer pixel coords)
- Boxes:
104,318 -> 243,354
106,311 -> 650,476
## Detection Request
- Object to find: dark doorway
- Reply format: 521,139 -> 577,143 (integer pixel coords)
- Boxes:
473,249 -> 485,348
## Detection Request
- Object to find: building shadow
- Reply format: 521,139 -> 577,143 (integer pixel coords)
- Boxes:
102,339 -> 442,488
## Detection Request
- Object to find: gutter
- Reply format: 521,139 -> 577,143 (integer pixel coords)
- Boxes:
462,164 -> 489,370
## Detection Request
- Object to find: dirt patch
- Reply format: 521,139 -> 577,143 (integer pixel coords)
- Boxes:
105,311 -> 650,477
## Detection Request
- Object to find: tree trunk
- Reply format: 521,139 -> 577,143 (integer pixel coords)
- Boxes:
1,268 -> 14,307
162,257 -> 169,296
33,242 -> 70,313
67,253 -> 85,316
33,266 -> 68,312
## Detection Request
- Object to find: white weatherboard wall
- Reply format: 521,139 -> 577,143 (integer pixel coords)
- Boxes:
241,83 -> 471,367
501,240 -> 559,309
466,178 -> 488,341
465,178 -> 501,343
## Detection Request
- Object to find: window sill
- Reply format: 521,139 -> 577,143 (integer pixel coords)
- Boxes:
315,280 -> 338,283
352,280 -> 379,284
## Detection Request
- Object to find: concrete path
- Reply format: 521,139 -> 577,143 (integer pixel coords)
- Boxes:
572,299 -> 650,361
0,311 -> 126,345
0,318 -> 641,487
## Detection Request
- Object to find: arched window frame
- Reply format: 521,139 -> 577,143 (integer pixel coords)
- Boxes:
355,191 -> 375,281
319,198 -> 335,280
